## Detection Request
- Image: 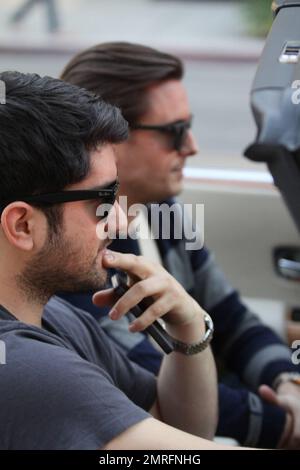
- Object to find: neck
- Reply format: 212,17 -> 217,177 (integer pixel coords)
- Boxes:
0,270 -> 44,327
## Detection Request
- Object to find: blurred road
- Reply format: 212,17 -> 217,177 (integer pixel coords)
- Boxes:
0,0 -> 264,58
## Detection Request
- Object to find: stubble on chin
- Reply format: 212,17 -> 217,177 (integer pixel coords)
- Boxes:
16,235 -> 109,306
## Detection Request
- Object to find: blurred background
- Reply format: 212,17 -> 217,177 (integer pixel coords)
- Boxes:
2,1 -> 300,332
0,0 -> 273,172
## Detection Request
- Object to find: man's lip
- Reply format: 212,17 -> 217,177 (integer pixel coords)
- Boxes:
172,162 -> 185,171
98,241 -> 112,254
172,166 -> 184,172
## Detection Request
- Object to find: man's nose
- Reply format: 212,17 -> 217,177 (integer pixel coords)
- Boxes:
179,130 -> 199,158
107,201 -> 128,238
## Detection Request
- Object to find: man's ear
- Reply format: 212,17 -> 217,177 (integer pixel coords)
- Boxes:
0,202 -> 36,251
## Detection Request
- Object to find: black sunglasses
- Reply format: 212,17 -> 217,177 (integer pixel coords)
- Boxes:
131,116 -> 193,152
0,180 -> 119,220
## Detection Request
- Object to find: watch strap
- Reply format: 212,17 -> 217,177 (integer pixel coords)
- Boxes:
171,313 -> 214,355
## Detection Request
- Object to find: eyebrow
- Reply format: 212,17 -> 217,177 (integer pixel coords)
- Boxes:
171,114 -> 193,123
88,179 -> 119,192
168,114 -> 193,125
135,115 -> 193,127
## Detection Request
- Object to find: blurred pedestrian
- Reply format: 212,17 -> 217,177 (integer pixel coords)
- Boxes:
9,0 -> 59,33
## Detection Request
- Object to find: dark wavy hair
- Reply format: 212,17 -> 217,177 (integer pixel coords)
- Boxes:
0,71 -> 128,231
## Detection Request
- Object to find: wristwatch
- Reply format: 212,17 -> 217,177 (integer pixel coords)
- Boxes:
272,372 -> 300,391
171,313 -> 214,355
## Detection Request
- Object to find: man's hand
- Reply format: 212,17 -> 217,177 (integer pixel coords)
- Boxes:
94,249 -> 217,439
259,382 -> 300,449
93,249 -> 205,337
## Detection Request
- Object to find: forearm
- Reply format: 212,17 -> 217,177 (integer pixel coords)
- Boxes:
156,309 -> 218,439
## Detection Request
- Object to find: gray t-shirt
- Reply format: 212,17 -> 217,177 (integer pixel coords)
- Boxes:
0,296 -> 156,450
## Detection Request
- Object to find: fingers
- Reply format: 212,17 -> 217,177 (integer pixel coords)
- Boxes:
129,296 -> 171,332
258,385 -> 300,449
93,288 -> 118,308
282,410 -> 300,449
258,385 -> 291,410
277,412 -> 293,449
258,385 -> 280,406
289,416 -> 300,449
99,250 -> 198,331
102,249 -> 160,280
259,385 -> 298,416
108,276 -> 168,321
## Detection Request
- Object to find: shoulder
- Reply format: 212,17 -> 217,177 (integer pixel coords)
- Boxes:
44,295 -> 113,351
0,320 -> 110,386
0,323 -> 151,449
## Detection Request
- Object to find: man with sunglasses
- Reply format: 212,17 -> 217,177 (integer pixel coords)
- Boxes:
60,42 -> 300,449
0,70 -> 233,450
